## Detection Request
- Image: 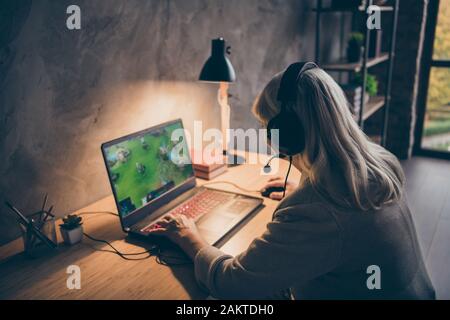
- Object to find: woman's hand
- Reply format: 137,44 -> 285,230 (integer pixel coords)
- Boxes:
261,176 -> 298,200
148,214 -> 208,260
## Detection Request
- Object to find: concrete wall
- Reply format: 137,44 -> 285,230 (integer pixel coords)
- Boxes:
0,0 -> 347,244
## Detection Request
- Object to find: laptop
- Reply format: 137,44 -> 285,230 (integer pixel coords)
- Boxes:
101,119 -> 263,245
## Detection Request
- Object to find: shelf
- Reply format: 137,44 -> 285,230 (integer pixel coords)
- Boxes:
313,6 -> 393,13
322,53 -> 389,72
353,96 -> 385,121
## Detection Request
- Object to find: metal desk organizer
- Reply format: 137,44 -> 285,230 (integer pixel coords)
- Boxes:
5,194 -> 57,258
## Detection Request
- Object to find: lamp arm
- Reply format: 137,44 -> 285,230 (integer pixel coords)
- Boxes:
218,82 -> 231,153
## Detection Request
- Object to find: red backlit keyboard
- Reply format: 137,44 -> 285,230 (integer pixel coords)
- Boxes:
141,189 -> 234,233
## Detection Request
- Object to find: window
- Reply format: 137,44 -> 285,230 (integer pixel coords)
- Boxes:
417,0 -> 450,156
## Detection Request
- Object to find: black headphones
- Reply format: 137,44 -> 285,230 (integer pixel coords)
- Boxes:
267,62 -> 318,156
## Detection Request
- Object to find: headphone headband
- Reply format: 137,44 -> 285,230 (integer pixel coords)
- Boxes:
276,62 -> 318,103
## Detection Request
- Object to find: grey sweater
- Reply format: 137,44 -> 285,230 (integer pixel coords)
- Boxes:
194,183 -> 436,299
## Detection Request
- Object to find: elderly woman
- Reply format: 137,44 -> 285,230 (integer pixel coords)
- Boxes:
150,63 -> 435,300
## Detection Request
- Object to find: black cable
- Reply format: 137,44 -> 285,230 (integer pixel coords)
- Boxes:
202,181 -> 260,193
79,211 -> 153,256
83,232 -> 154,260
283,156 -> 293,198
154,247 -> 193,266
83,238 -> 191,265
78,210 -> 191,265
271,157 -> 293,221
78,211 -> 155,259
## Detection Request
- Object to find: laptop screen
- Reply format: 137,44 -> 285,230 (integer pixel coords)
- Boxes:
103,120 -> 194,217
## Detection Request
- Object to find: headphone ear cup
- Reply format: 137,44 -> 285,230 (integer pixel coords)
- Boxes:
267,61 -> 317,156
267,110 -> 305,156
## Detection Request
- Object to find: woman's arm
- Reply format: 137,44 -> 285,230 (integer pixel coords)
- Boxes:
195,203 -> 342,299
150,203 -> 342,299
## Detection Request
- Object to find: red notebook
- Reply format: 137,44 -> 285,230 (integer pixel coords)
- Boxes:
190,149 -> 226,173
193,165 -> 228,180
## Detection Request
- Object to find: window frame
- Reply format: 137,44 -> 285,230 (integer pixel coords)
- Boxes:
414,0 -> 450,160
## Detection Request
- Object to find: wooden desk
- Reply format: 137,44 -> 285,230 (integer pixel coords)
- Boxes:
0,153 -> 299,299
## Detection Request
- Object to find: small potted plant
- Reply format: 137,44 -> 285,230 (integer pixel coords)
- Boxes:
342,73 -> 378,115
60,214 -> 83,245
347,32 -> 364,63
353,72 -> 379,98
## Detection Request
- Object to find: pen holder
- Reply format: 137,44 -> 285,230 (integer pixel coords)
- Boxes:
20,212 -> 57,258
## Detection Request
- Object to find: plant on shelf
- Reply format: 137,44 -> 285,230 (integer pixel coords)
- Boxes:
353,72 -> 378,97
60,214 -> 83,245
347,32 -> 364,63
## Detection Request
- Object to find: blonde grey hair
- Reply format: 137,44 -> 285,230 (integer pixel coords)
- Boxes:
253,67 -> 405,211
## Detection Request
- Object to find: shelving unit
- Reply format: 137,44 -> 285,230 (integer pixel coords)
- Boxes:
353,96 -> 386,122
314,0 -> 399,146
322,53 -> 389,72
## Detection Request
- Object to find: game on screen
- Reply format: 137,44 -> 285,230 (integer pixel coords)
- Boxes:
104,122 -> 194,217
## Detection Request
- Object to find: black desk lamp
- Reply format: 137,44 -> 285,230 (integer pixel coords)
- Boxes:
199,38 -> 244,166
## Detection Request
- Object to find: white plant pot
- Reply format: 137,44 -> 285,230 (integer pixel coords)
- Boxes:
60,226 -> 83,245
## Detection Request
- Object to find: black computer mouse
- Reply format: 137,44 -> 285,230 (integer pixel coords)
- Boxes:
261,186 -> 285,198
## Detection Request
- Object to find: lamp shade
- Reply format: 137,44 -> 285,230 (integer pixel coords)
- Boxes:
199,38 -> 236,83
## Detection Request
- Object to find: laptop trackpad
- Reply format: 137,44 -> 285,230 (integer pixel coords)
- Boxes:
198,214 -> 234,232
198,198 -> 258,234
